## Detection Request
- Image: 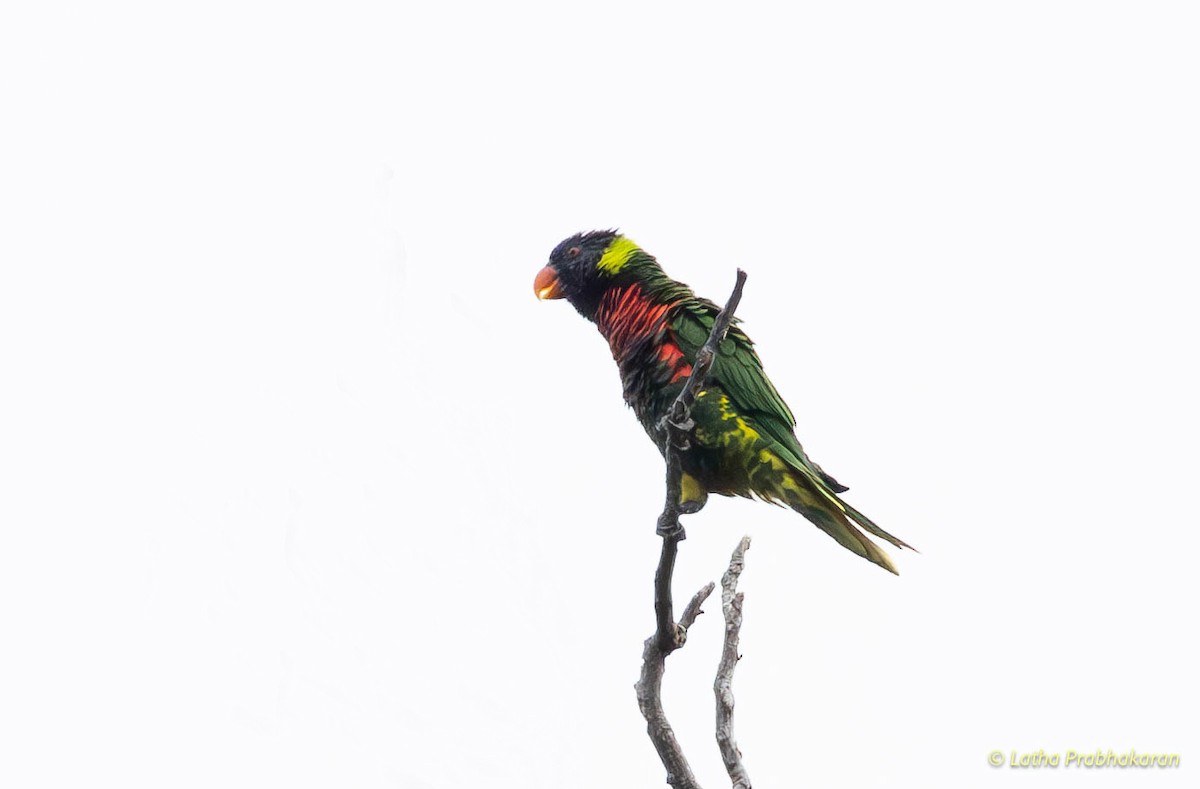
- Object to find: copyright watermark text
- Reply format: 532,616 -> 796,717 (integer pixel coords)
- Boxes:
988,749 -> 1179,769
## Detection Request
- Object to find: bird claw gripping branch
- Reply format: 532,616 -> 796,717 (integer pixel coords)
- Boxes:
656,515 -> 686,540
662,416 -> 696,451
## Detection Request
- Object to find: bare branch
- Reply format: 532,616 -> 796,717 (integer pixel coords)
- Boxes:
637,270 -> 749,789
635,580 -> 714,789
669,269 -> 748,426
653,528 -> 684,652
715,536 -> 752,788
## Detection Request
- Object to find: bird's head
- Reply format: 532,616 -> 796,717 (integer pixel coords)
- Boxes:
534,230 -> 647,320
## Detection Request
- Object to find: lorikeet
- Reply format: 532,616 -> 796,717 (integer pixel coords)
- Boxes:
534,230 -> 914,574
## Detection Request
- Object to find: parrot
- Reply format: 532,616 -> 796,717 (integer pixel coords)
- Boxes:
533,230 -> 914,574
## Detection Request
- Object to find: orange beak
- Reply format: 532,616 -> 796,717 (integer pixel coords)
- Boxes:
534,265 -> 564,300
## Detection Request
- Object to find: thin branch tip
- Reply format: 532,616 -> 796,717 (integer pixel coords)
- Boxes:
715,536 -> 752,788
679,582 -> 716,630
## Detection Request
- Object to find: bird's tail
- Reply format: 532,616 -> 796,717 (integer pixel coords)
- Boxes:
772,460 -> 914,575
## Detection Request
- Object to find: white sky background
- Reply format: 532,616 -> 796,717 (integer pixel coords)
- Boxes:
2,2 -> 1198,787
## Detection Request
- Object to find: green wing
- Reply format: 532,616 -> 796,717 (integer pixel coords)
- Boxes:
671,298 -> 915,569
670,300 -> 850,493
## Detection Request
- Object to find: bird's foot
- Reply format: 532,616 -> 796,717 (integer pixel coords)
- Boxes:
656,514 -> 687,541
660,416 -> 695,451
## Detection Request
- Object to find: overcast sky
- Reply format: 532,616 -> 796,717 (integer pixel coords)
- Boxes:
3,2 -> 1198,787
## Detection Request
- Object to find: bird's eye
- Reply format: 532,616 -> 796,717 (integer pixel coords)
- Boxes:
567,246 -> 581,258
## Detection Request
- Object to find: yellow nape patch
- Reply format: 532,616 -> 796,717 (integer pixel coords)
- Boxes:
597,236 -> 640,274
